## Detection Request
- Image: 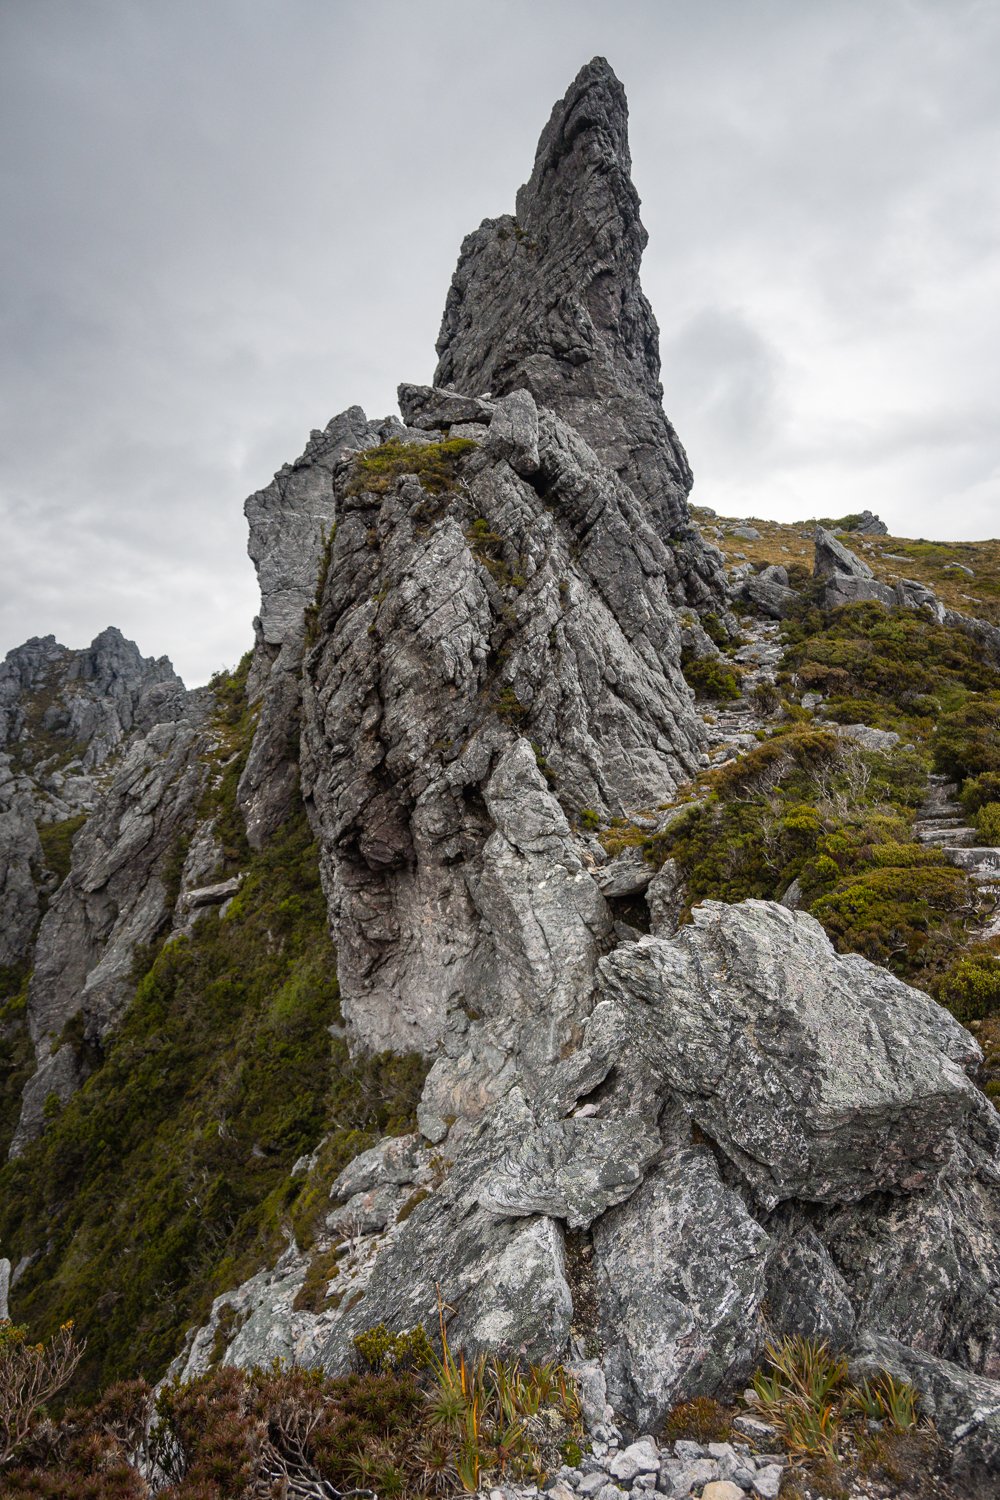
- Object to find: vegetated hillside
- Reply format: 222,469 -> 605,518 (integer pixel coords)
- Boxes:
668,507 -> 1000,1095
0,660 -> 426,1398
695,505 -> 1000,625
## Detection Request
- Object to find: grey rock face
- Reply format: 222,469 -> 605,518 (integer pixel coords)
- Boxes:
596,902 -> 980,1209
818,1123 -> 1000,1377
244,409 -> 373,652
320,1096 -> 574,1371
764,1229 -> 856,1347
300,396 -> 704,1062
592,1148 -> 769,1430
239,406 -> 382,847
431,57 -> 729,617
10,714 -> 209,1156
0,767 -> 42,967
813,526 -> 874,581
825,574 -> 897,610
739,573 -> 801,620
478,1114 -> 661,1229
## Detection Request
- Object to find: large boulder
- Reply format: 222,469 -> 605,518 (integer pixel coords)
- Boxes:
594,902 -> 981,1208
813,526 -> 873,581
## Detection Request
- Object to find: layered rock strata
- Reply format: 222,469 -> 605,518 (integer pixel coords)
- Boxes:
299,389 -> 704,1062
432,57 -> 730,619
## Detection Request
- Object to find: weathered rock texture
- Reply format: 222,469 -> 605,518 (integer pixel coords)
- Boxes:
296,896 -> 1000,1455
0,628 -> 217,1157
431,57 -> 730,618
300,392 -> 704,1063
6,57 -> 1000,1488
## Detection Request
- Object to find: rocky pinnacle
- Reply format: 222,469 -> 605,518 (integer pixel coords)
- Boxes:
433,56 -> 729,614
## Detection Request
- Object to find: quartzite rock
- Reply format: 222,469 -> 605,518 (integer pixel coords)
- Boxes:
478,1113 -> 662,1228
238,406 -> 382,846
592,1148 -> 769,1430
432,57 -> 730,617
813,526 -> 874,581
300,395 -> 703,1063
594,901 -> 980,1208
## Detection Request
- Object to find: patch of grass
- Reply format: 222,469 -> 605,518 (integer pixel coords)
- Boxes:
753,1336 -> 919,1467
37,814 -> 87,886
344,438 -> 477,498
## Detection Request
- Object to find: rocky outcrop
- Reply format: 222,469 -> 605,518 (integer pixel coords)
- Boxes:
851,509 -> 889,535
9,710 -> 210,1155
264,897 -> 998,1443
430,57 -> 730,619
300,391 -> 706,1062
814,528 -> 1000,664
238,407 -> 384,847
0,628 -> 185,775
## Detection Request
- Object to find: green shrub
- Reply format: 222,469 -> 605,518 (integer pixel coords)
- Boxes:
810,863 -> 970,977
935,945 -> 1000,1022
682,654 -> 744,701
933,696 -> 1000,783
974,802 -> 1000,844
960,771 -> 1000,816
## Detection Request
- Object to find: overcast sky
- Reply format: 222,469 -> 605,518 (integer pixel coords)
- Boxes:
2,0 -> 999,684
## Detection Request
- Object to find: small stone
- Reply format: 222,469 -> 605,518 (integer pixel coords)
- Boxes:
731,1415 -> 777,1444
545,1484 -> 577,1500
752,1466 -> 783,1500
672,1440 -> 706,1461
578,1474 -> 610,1498
610,1439 -> 660,1482
733,1468 -> 757,1490
633,1476 -> 657,1491
596,1486 -> 628,1500
666,1460 -> 718,1497
702,1484 -> 746,1500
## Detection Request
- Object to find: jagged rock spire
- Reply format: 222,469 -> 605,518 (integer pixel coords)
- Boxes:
434,58 -> 725,613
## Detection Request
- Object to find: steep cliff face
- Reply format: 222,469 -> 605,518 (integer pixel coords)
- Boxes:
299,389 -> 704,1061
434,57 -> 730,617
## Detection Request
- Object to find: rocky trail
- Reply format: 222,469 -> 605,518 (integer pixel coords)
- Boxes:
702,619 -> 783,767
916,774 -> 1000,941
